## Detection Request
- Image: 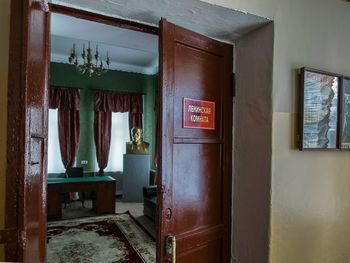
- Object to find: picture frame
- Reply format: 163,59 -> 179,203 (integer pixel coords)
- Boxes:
299,67 -> 341,150
340,76 -> 350,150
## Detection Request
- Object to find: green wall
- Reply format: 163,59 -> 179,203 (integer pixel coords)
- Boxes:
50,62 -> 157,171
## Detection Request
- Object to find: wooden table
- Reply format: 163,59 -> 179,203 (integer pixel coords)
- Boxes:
47,176 -> 116,219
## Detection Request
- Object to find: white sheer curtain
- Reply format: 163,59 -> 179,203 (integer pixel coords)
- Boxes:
48,109 -> 65,173
103,112 -> 130,172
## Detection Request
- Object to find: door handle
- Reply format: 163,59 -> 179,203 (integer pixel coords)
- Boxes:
30,161 -> 39,165
165,235 -> 176,263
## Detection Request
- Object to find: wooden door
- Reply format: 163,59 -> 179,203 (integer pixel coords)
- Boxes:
5,0 -> 50,262
158,19 -> 233,263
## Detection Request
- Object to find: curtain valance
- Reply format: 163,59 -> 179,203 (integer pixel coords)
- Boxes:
93,91 -> 143,175
49,87 -> 80,110
93,91 -> 143,113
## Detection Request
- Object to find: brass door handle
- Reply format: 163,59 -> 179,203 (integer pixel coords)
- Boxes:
166,235 -> 176,263
172,236 -> 176,263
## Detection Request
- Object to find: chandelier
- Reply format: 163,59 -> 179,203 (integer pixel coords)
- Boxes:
68,42 -> 110,77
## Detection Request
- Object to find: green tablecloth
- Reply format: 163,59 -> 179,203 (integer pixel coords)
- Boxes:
48,176 -> 115,184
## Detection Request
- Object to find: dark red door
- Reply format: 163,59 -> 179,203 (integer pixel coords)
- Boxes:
158,19 -> 233,263
6,1 -> 50,262
21,1 -> 50,262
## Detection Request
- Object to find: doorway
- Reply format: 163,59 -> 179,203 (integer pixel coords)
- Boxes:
47,7 -> 159,262
5,1 -> 241,262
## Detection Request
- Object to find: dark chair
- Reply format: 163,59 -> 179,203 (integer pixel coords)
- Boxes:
64,167 -> 85,208
149,169 -> 157,185
142,185 -> 157,221
67,167 -> 84,177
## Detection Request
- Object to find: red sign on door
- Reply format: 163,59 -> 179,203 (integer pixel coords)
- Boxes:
183,98 -> 215,130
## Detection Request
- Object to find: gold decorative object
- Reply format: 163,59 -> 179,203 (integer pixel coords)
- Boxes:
68,42 -> 110,77
126,127 -> 149,155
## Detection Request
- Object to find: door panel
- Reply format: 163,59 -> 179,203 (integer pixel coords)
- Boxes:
173,37 -> 223,139
172,144 -> 222,231
23,1 -> 50,261
5,1 -> 50,262
178,240 -> 222,263
25,136 -> 46,262
159,19 -> 232,263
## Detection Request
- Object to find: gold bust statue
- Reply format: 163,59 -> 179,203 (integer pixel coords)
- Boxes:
126,127 -> 149,155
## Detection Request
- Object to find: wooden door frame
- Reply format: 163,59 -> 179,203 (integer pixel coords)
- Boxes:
5,2 -> 240,262
5,0 -> 26,259
49,4 -> 159,35
5,2 -> 159,261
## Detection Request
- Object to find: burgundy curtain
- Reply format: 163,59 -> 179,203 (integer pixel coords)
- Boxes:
94,91 -> 143,113
49,87 -> 80,173
94,111 -> 112,175
94,91 -> 143,174
58,110 -> 80,169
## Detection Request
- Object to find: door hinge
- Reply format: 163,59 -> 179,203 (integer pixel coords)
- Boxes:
0,228 -> 19,244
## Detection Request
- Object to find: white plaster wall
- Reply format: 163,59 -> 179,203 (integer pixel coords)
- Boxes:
201,0 -> 275,19
204,0 -> 350,262
204,0 -> 350,113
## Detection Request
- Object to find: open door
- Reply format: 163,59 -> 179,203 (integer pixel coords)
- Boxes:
158,19 -> 233,262
5,0 -> 50,262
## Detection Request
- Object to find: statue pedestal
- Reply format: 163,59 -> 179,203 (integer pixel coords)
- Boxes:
123,154 -> 150,202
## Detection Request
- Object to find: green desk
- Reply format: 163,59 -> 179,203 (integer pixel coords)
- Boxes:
47,176 -> 116,219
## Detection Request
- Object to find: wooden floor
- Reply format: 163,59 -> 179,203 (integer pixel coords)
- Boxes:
51,197 -> 157,239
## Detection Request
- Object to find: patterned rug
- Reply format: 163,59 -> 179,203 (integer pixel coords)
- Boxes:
47,213 -> 156,263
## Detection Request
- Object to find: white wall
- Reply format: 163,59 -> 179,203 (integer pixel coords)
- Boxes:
204,0 -> 350,262
234,23 -> 273,263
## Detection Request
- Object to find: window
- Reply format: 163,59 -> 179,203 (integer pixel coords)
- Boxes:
49,110 -> 130,172
47,109 -> 65,173
104,112 -> 130,172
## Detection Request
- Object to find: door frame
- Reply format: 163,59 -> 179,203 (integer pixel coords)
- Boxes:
5,2 -> 159,261
49,4 -> 159,35
5,2 -> 237,262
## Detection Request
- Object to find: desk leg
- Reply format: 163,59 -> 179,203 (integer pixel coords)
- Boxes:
47,190 -> 62,219
96,182 -> 116,214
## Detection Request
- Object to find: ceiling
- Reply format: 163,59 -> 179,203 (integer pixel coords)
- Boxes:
51,13 -> 159,74
51,0 -> 270,75
51,0 -> 270,42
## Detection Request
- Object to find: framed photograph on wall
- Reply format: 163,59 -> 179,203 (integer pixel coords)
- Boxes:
299,68 -> 341,150
340,77 -> 350,150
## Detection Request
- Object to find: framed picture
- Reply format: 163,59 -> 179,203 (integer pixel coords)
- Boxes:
340,77 -> 350,149
299,68 -> 341,150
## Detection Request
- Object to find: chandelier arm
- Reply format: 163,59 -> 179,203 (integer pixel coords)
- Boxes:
68,42 -> 110,76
